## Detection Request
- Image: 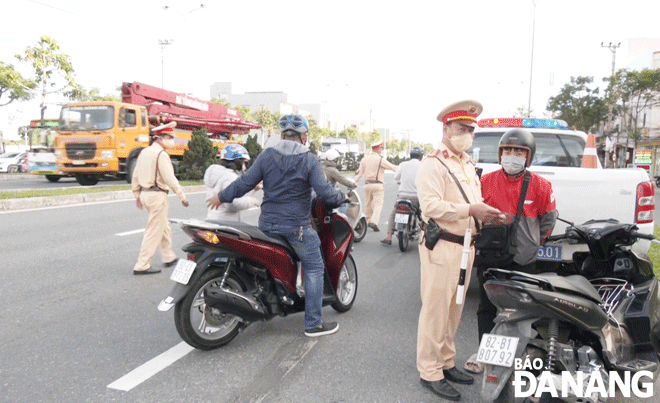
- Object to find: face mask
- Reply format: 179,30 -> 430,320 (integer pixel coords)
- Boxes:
449,133 -> 473,153
162,138 -> 175,149
501,155 -> 527,175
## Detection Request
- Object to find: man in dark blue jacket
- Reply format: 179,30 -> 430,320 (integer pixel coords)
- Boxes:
207,114 -> 347,337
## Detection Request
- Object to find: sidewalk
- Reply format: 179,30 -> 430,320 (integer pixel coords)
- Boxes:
0,185 -> 206,211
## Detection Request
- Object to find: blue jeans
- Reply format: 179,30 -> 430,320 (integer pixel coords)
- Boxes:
259,222 -> 325,330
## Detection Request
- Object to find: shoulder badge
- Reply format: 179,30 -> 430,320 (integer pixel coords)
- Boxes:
442,150 -> 449,159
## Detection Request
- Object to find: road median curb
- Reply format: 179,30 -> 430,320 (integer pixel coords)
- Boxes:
0,185 -> 206,211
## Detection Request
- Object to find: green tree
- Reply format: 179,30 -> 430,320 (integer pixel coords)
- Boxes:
236,105 -> 253,122
608,68 -> 660,146
546,76 -> 608,132
210,97 -> 231,106
514,106 -> 534,118
179,128 -> 218,180
339,126 -> 359,139
16,35 -> 80,124
244,133 -> 263,168
72,87 -> 121,102
0,62 -> 36,106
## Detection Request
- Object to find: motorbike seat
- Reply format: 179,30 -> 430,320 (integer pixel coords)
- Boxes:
206,220 -> 299,260
535,273 -> 602,304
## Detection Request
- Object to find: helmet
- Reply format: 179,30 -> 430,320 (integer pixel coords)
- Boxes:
325,148 -> 340,161
410,146 -> 424,159
279,114 -> 309,135
221,144 -> 250,161
498,128 -> 536,167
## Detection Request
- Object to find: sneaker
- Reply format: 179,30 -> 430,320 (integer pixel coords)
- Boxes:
305,322 -> 339,337
380,238 -> 392,245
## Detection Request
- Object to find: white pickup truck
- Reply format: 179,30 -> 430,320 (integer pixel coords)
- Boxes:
469,117 -> 655,267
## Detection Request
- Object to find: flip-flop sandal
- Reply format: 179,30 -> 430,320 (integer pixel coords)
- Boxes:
464,353 -> 484,374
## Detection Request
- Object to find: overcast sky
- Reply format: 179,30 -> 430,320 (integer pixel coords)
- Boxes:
2,0 -> 660,144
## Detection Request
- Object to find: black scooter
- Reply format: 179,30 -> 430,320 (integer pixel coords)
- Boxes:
480,219 -> 660,402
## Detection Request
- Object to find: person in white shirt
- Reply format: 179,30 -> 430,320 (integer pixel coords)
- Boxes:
204,144 -> 260,222
381,146 -> 424,245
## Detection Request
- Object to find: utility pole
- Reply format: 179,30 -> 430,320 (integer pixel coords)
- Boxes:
527,0 -> 537,118
601,41 -> 621,167
158,39 -> 174,88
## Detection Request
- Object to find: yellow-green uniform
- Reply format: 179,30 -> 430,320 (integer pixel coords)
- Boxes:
416,142 -> 482,382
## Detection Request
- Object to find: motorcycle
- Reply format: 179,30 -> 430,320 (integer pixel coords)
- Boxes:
394,199 -> 421,252
338,188 -> 367,243
480,219 -> 660,402
158,197 -> 358,350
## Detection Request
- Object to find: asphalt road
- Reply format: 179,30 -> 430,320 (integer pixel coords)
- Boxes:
1,173 -> 658,402
0,174 -> 126,191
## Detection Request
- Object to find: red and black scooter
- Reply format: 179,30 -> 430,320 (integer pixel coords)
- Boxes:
158,198 -> 358,350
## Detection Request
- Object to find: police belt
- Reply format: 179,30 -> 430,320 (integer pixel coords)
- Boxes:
141,186 -> 169,194
421,221 -> 475,246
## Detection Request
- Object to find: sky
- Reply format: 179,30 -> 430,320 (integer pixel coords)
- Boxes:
2,0 -> 660,144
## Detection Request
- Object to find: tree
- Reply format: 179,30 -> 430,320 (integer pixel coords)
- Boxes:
0,62 -> 36,106
608,68 -> 660,146
16,35 -> 81,124
210,97 -> 230,106
339,126 -> 358,139
71,87 -> 121,102
546,76 -> 608,132
514,106 -> 534,118
179,128 -> 218,180
244,133 -> 262,168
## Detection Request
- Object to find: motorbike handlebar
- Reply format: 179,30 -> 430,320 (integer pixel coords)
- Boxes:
631,230 -> 655,240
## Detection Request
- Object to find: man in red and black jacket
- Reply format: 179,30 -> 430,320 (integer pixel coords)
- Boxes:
464,128 -> 558,374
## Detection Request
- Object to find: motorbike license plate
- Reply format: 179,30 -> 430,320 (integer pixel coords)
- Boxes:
476,334 -> 519,368
395,213 -> 409,224
170,259 -> 197,285
537,245 -> 562,261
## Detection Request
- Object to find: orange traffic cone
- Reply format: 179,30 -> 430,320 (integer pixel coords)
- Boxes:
581,133 -> 598,168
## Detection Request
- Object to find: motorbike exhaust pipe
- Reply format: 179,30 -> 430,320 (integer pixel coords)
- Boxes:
204,287 -> 269,322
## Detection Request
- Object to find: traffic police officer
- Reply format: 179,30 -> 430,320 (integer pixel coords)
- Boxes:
416,100 -> 505,401
353,140 -> 397,231
131,122 -> 189,275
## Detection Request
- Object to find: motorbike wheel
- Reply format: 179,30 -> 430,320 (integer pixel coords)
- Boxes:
332,254 -> 358,312
353,217 -> 367,243
174,267 -> 246,350
398,229 -> 409,252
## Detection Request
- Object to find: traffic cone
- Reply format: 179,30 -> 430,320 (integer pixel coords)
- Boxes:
581,133 -> 598,168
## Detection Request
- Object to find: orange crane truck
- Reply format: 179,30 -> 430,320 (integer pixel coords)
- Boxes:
54,81 -> 260,186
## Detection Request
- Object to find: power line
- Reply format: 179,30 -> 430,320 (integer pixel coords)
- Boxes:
27,0 -> 90,19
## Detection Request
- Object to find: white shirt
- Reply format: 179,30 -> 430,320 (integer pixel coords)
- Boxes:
395,158 -> 421,198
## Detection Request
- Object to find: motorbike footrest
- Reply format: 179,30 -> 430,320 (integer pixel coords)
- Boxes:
616,358 -> 657,373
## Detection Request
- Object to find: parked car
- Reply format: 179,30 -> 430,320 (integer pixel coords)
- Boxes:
0,152 -> 27,173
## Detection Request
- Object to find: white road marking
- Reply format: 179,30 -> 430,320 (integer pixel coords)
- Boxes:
115,229 -> 145,236
107,341 -> 194,391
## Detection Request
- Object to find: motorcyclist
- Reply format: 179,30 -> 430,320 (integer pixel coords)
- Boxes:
323,148 -> 357,189
464,128 -> 558,374
380,146 -> 424,245
207,114 -> 347,337
204,144 -> 260,222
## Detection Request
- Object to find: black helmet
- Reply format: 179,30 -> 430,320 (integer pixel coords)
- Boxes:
410,146 -> 424,159
498,128 -> 536,167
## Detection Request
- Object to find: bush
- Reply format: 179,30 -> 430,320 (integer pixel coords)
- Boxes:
244,133 -> 263,168
179,128 -> 218,180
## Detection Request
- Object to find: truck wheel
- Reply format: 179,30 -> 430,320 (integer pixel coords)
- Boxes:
126,158 -> 136,184
8,165 -> 19,174
76,175 -> 99,186
45,175 -> 61,183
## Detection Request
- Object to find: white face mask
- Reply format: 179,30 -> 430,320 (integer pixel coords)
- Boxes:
501,155 -> 527,175
449,133 -> 473,153
162,138 -> 175,149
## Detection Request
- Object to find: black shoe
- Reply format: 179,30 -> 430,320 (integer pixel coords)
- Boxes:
443,367 -> 474,385
133,267 -> 161,275
380,238 -> 391,245
420,378 -> 461,401
163,258 -> 179,268
304,322 -> 339,337
372,224 -> 380,232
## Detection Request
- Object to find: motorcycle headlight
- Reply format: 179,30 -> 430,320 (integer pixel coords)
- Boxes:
101,150 -> 114,159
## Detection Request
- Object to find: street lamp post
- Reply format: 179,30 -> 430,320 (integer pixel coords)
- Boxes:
601,41 -> 621,168
158,39 -> 174,88
527,0 -> 537,117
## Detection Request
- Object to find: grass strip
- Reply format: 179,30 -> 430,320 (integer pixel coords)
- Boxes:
648,225 -> 660,278
0,180 -> 203,200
